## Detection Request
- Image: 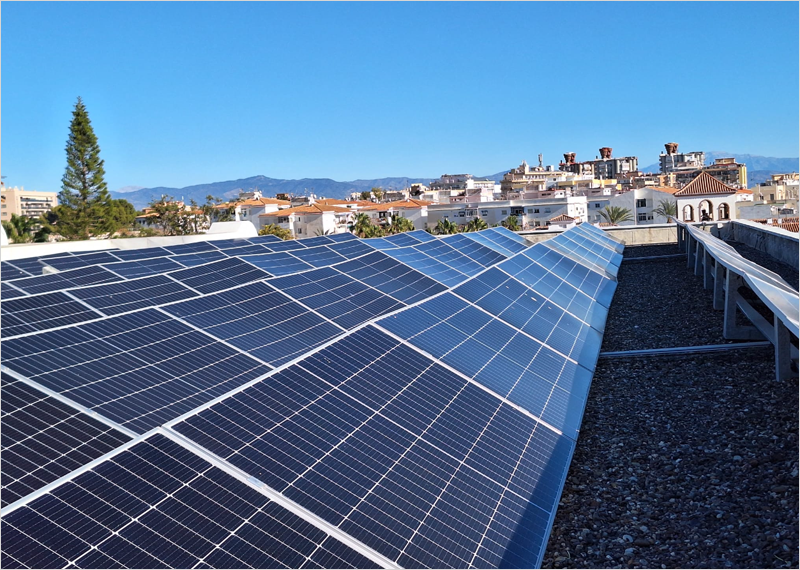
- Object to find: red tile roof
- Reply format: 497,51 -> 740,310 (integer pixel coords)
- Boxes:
360,199 -> 432,212
549,213 -> 575,222
674,172 -> 738,196
259,204 -> 352,216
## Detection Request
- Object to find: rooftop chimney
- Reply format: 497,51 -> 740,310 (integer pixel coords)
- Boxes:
599,147 -> 612,159
563,152 -> 576,164
665,142 -> 678,155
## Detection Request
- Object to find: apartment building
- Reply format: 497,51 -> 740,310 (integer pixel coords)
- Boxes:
426,196 -> 589,230
359,199 -> 431,230
558,148 -> 638,180
751,172 -> 799,202
1,186 -> 58,222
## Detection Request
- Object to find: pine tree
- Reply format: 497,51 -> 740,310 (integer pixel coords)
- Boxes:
56,97 -> 110,239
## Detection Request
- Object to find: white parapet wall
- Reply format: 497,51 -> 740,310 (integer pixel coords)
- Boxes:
0,221 -> 259,261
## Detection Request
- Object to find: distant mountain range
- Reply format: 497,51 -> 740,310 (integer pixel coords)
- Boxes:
113,152 -> 797,209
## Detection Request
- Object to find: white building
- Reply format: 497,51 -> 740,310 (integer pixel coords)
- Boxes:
674,172 -> 753,222
359,199 -> 431,230
257,203 -> 353,237
426,197 -> 588,230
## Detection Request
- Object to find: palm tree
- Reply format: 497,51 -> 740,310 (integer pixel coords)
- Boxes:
501,215 -> 521,231
434,218 -> 459,235
652,199 -> 678,223
389,215 -> 415,234
464,217 -> 488,232
314,228 -> 333,236
2,214 -> 36,243
259,224 -> 293,240
598,206 -> 633,226
352,212 -> 374,238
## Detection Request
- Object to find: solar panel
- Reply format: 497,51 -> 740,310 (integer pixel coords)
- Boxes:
439,233 -> 509,267
2,258 -> 46,277
163,241 -> 219,255
101,257 -> 186,279
205,238 -> 255,250
298,236 -> 338,247
1,282 -> 27,300
326,239 -> 377,259
262,239 -> 308,252
42,251 -> 122,271
323,232 -> 358,243
1,261 -> 33,280
1,433 -> 378,569
245,234 -> 284,244
110,246 -> 173,261
168,258 -> 271,294
1,309 -> 270,433
524,245 -> 617,308
382,232 -> 423,247
452,268 -> 603,368
240,252 -> 316,276
383,247 -> 469,288
9,266 -> 122,296
542,237 -> 618,279
574,222 -> 624,253
406,229 -> 438,242
162,281 -> 345,367
376,293 -> 593,438
413,240 -> 487,276
68,275 -> 199,316
267,267 -> 405,329
289,246 -> 348,268
171,325 -> 576,569
0,372 -> 132,508
460,230 -> 520,257
490,226 -> 531,246
168,250 -> 228,268
362,237 -> 396,250
334,251 -> 448,305
552,232 -> 622,268
1,292 -> 101,337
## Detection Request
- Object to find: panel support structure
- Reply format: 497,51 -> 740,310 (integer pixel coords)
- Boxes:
723,272 -> 765,341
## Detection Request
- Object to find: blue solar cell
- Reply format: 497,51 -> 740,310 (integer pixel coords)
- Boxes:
101,257 -> 185,278
382,232 -> 423,247
239,251 -> 315,276
69,275 -> 199,315
0,434 -> 375,569
163,241 -> 219,255
110,247 -> 172,261
0,373 -> 132,507
383,248 -> 468,287
526,246 -> 616,308
262,239 -> 308,252
9,266 -> 121,295
462,231 -> 520,257
440,233 -> 509,266
412,240 -> 486,276
321,232 -> 358,243
169,258 -> 271,294
289,245 -> 348,268
214,243 -> 272,256
42,252 -> 122,271
542,238 -> 617,279
206,239 -> 254,250
406,229 -> 437,242
298,236 -> 337,247
267,267 -> 405,329
168,250 -> 229,267
245,234 -> 283,244
1,282 -> 27,299
1,261 -> 33,280
162,281 -> 344,367
325,239 -> 375,259
3,257 -> 47,276
1,309 -> 270,433
1,291 -> 99,337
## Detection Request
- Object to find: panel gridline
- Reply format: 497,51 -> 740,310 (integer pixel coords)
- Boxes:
9,266 -> 122,296
1,261 -> 33,280
266,267 -> 406,330
1,282 -> 27,300
101,257 -> 187,279
333,251 -> 449,305
173,326 -> 575,569
0,433 -> 376,569
0,372 -> 132,508
542,237 -> 618,280
69,275 -> 199,316
1,309 -> 270,434
1,292 -> 100,338
168,258 -> 272,294
376,293 -> 593,439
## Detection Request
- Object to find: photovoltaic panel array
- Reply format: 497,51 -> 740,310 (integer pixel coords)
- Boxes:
0,372 -> 132,508
1,224 -> 624,569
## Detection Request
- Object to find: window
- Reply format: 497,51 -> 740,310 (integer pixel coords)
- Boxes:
527,209 -> 533,214
594,203 -> 601,208
638,213 -> 647,221
636,199 -> 647,208
544,208 -> 551,213
501,210 -> 508,215
278,217 -> 289,223
458,212 -> 465,217
297,228 -> 302,234
480,209 -> 488,217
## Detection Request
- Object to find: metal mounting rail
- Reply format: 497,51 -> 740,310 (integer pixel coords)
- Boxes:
599,341 -> 773,359
623,253 -> 685,262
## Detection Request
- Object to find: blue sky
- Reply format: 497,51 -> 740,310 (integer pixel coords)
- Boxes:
2,2 -> 798,193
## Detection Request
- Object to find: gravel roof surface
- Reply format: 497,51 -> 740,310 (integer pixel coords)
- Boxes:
724,241 -> 799,291
543,242 -> 799,569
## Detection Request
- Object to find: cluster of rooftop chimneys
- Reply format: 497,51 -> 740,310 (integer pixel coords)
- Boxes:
665,142 -> 679,156
562,147 -> 613,164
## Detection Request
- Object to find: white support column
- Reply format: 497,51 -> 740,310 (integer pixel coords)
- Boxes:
723,272 -> 763,340
703,250 -> 713,290
694,240 -> 703,276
